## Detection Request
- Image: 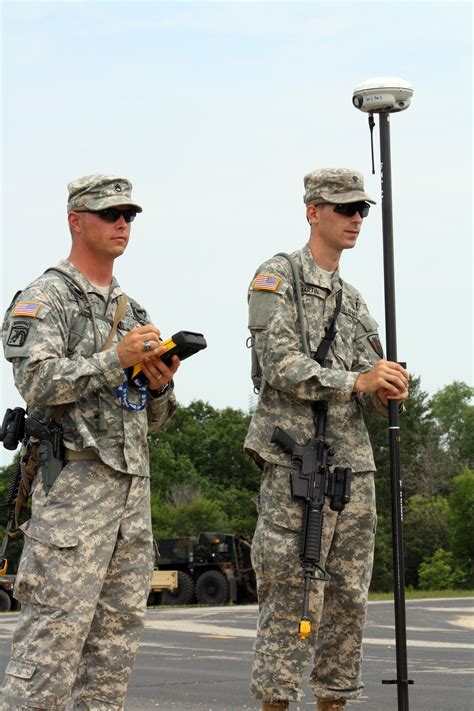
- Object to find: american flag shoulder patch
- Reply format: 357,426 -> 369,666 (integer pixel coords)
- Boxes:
12,301 -> 42,318
252,274 -> 281,292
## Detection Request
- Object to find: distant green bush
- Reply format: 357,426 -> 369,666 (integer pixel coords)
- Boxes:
418,549 -> 468,590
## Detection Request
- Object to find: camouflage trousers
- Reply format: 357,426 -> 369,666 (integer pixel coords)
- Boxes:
251,463 -> 376,704
0,460 -> 154,711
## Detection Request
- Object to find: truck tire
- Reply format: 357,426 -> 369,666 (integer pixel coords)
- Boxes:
147,591 -> 159,607
0,589 -> 12,612
10,597 -> 21,612
161,571 -> 194,606
195,570 -> 230,605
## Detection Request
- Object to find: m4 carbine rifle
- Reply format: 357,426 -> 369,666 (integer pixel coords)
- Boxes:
272,400 -> 351,640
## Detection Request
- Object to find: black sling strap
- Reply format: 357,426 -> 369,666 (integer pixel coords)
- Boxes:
249,254 -> 343,393
314,288 -> 343,368
275,252 -> 343,365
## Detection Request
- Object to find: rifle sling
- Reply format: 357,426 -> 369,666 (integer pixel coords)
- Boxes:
274,252 -> 343,366
13,441 -> 39,533
314,289 -> 343,367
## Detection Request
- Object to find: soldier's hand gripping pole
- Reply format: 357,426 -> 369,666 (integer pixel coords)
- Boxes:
271,400 -> 352,640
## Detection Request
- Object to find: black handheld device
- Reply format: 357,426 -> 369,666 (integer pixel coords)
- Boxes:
130,331 -> 207,380
158,331 -> 207,365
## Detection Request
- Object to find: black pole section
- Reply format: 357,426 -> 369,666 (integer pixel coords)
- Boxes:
378,111 -> 413,710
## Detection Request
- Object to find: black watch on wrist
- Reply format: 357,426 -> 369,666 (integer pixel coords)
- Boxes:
148,380 -> 174,399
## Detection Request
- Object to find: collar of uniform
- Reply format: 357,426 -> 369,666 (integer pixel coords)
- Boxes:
300,243 -> 334,291
331,270 -> 343,296
57,259 -> 122,299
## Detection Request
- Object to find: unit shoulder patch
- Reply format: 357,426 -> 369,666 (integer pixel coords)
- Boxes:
252,274 -> 282,292
6,321 -> 31,347
368,334 -> 384,358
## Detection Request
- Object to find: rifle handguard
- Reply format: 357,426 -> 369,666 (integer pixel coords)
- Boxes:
301,506 -> 323,563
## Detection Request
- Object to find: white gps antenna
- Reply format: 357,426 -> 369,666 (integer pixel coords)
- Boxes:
353,77 -> 414,172
353,76 -> 414,112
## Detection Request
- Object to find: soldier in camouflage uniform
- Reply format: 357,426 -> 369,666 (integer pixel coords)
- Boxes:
245,169 -> 409,711
0,175 -> 180,710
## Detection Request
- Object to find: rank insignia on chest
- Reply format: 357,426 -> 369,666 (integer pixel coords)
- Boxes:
252,274 -> 281,291
12,301 -> 42,318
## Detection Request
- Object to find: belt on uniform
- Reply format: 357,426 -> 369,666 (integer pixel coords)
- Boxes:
64,448 -> 100,461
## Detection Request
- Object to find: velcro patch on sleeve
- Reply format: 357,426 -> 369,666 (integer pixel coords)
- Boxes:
252,274 -> 281,292
12,301 -> 42,318
6,321 -> 31,347
368,334 -> 384,358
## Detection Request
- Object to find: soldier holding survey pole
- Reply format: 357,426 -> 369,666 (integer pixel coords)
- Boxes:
245,168 -> 409,710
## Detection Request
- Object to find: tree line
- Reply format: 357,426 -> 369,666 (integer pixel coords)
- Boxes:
0,378 -> 472,591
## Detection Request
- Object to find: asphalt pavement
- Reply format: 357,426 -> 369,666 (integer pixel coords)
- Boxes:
0,597 -> 472,710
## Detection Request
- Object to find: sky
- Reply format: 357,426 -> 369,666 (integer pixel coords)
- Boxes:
1,0 -> 472,466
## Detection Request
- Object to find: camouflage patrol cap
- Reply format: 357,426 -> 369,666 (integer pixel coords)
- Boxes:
67,174 -> 143,213
303,168 -> 376,206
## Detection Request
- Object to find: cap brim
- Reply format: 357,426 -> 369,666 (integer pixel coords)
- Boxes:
324,190 -> 376,205
69,196 -> 143,213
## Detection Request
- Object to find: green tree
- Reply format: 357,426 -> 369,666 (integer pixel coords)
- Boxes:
366,377 -> 473,510
366,378 -> 473,591
418,549 -> 468,590
429,382 -> 474,468
366,376 -> 446,515
148,401 -> 261,539
403,494 -> 450,587
447,467 -> 474,586
370,514 -> 393,592
149,401 -> 260,491
149,440 -> 203,499
204,484 -> 258,538
164,498 -> 227,538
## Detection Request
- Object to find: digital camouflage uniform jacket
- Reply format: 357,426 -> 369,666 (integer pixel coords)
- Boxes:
2,259 -> 176,476
245,244 -> 386,473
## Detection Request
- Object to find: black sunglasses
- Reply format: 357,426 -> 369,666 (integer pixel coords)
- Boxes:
75,207 -> 138,223
333,202 -> 370,218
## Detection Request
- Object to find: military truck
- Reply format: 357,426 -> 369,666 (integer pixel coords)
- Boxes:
147,569 -> 178,606
154,532 -> 257,606
0,575 -> 20,612
0,570 -> 176,611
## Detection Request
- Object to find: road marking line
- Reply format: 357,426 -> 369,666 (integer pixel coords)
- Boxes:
408,606 -> 474,613
448,616 -> 474,630
145,619 -> 474,649
415,667 -> 474,675
363,637 -> 473,650
368,625 -> 459,633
